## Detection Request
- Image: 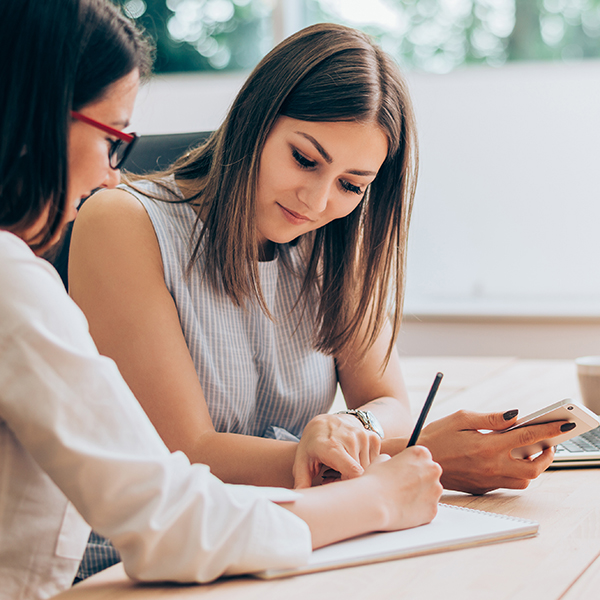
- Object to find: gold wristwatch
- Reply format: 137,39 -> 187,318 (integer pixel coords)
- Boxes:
337,409 -> 384,438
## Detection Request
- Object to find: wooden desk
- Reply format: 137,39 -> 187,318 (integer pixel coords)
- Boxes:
52,357 -> 600,600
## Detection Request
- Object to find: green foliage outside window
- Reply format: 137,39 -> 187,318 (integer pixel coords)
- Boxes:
114,0 -> 600,74
113,0 -> 272,72
308,0 -> 600,72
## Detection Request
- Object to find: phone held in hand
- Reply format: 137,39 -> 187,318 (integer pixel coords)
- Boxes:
504,399 -> 600,459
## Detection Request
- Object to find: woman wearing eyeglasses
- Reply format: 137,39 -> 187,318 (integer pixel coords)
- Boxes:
0,1 -> 443,598
71,111 -> 139,171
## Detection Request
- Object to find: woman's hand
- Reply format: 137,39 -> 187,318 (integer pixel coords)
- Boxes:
418,409 -> 565,495
292,413 -> 382,488
283,446 -> 443,549
363,448 -> 443,531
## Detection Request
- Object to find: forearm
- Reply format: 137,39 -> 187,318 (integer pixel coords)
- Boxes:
337,324 -> 413,440
380,436 -> 410,456
189,431 -> 298,488
281,476 -> 387,549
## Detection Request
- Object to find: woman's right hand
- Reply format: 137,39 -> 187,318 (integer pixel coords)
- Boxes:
281,444 -> 442,550
364,446 -> 443,531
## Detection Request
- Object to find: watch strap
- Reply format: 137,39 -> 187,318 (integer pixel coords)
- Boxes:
336,409 -> 384,438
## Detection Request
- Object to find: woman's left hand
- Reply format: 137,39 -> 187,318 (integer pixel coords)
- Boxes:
417,409 -> 561,494
292,413 -> 382,488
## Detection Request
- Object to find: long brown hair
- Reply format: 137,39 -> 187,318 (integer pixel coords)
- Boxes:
141,23 -> 418,366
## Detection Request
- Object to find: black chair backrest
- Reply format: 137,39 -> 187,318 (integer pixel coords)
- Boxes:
125,131 -> 212,175
49,131 -> 212,289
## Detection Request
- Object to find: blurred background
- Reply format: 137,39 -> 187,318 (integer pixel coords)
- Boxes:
113,0 -> 600,358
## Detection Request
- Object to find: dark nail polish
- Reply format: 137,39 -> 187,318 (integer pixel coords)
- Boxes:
503,409 -> 518,421
561,422 -> 576,432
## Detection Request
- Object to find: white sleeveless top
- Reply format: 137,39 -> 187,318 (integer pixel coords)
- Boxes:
122,178 -> 337,440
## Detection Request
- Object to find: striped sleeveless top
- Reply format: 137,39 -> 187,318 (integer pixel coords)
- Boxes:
122,178 -> 337,440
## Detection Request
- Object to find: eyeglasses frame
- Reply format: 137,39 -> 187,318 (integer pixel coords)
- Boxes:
71,111 -> 138,169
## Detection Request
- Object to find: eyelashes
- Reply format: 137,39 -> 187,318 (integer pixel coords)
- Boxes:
292,147 -> 316,169
340,180 -> 363,195
291,147 -> 365,196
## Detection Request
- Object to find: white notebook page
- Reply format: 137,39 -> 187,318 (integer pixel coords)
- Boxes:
255,504 -> 538,579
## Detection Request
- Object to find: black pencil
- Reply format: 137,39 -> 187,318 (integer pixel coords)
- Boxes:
406,372 -> 444,447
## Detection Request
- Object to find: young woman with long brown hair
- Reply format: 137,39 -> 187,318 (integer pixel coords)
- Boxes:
70,23 -> 564,495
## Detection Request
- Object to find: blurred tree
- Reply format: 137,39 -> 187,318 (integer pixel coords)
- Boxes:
113,0 -> 600,74
111,0 -> 273,72
308,0 -> 600,72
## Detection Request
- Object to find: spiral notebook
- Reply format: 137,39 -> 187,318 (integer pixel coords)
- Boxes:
254,504 -> 538,579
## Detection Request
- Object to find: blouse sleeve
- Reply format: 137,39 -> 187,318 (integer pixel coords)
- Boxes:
0,238 -> 311,582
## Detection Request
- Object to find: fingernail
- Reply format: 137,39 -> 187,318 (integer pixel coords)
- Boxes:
561,422 -> 576,432
503,409 -> 518,421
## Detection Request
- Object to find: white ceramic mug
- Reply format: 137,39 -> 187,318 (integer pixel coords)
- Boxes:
575,356 -> 600,415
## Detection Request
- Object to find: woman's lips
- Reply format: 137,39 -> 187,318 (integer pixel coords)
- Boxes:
278,203 -> 312,225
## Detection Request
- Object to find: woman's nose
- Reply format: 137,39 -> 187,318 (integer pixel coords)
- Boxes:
301,180 -> 330,214
103,168 -> 121,189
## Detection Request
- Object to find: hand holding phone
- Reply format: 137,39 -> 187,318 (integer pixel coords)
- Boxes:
504,399 -> 600,459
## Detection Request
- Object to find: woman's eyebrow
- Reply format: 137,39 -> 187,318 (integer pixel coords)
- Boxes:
111,119 -> 130,128
295,131 -> 332,164
294,131 -> 377,177
347,168 -> 377,176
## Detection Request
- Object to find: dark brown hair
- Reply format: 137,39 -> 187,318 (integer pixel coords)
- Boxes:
143,23 -> 418,365
0,0 -> 152,254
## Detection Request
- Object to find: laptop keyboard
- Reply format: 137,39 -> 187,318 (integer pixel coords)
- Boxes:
556,426 -> 600,454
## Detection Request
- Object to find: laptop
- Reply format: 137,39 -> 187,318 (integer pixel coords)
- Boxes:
552,425 -> 600,467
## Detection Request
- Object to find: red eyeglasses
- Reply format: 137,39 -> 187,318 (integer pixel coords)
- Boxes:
71,111 -> 138,170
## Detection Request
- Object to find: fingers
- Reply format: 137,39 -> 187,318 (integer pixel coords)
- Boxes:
292,439 -> 365,488
509,421 -> 570,448
293,413 -> 384,488
397,446 -> 443,484
363,446 -> 442,531
292,459 -> 314,489
447,409 -> 521,432
481,445 -> 555,492
371,453 -> 391,465
323,444 -> 365,480
334,414 -> 382,470
318,426 -> 379,479
422,410 -> 560,494
529,445 -> 555,469
358,429 -> 382,469
471,449 -> 555,493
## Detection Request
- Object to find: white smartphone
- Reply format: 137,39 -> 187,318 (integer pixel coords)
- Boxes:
504,399 -> 600,459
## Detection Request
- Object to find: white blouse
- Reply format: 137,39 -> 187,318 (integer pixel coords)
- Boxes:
0,231 -> 311,600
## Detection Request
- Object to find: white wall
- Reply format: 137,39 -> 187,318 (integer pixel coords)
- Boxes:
132,71 -> 245,134
405,59 -> 600,320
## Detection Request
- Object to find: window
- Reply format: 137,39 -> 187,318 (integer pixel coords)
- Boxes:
117,0 -> 274,72
307,0 -> 600,72
115,0 -> 600,74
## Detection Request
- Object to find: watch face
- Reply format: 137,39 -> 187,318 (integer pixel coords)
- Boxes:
363,411 -> 384,438
337,409 -> 384,438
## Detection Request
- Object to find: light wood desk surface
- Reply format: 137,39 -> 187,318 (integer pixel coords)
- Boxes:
52,357 -> 600,600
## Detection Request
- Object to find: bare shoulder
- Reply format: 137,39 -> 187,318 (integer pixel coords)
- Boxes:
70,186 -> 163,282
74,186 -> 154,240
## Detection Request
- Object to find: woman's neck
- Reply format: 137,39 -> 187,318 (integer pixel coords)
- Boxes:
258,240 -> 276,262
